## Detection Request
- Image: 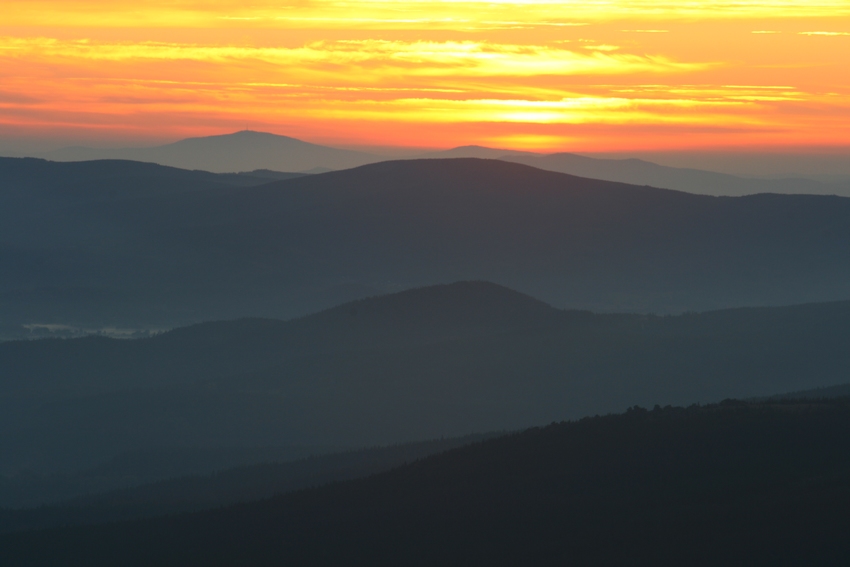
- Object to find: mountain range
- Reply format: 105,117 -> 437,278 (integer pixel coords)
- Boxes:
3,281 -> 850,480
30,130 -> 850,196
5,130 -> 850,564
3,156 -> 850,336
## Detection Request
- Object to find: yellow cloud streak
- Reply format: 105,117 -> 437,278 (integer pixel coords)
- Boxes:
2,68 -> 833,126
5,1 -> 850,28
1,34 -> 840,131
305,96 -> 779,127
3,72 -> 848,151
2,3 -> 849,151
0,37 -> 708,78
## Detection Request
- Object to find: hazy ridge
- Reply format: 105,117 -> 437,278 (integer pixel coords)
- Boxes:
32,131 -> 850,196
4,156 -> 850,336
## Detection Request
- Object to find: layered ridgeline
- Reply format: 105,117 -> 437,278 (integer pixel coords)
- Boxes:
4,399 -> 850,566
3,281 -> 850,478
39,131 -> 848,195
418,145 -> 849,196
4,156 -> 850,335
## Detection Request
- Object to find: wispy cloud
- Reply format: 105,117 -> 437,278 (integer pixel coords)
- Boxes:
799,31 -> 850,36
0,37 -> 708,78
5,1 -> 850,29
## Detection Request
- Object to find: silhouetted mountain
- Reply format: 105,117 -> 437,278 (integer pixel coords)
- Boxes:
42,131 -> 382,172
0,434 -> 492,529
4,157 -> 850,332
4,400 -> 850,566
3,281 -> 850,477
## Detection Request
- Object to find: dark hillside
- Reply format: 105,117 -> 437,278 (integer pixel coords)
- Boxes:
5,400 -> 850,566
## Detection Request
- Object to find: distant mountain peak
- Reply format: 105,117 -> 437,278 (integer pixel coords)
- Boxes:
226,130 -> 301,141
226,130 -> 278,138
310,280 -> 561,329
41,130 -> 383,173
171,130 -> 308,145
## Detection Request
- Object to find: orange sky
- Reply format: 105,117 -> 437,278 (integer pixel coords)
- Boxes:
1,1 -> 849,151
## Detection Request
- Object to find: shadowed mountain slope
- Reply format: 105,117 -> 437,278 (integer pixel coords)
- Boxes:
3,281 -> 850,478
0,156 -> 304,243
4,400 -> 850,566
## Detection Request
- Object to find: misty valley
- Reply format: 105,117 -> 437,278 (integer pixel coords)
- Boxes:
3,138 -> 850,565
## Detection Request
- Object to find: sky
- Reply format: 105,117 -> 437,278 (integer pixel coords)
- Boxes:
1,1 -> 850,153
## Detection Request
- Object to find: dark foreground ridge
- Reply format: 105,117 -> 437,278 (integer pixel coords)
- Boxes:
4,399 -> 850,566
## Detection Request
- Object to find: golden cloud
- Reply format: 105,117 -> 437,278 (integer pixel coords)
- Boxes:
0,37 -> 707,79
4,1 -> 850,29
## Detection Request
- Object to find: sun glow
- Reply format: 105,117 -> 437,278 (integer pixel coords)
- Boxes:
1,1 -> 849,151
